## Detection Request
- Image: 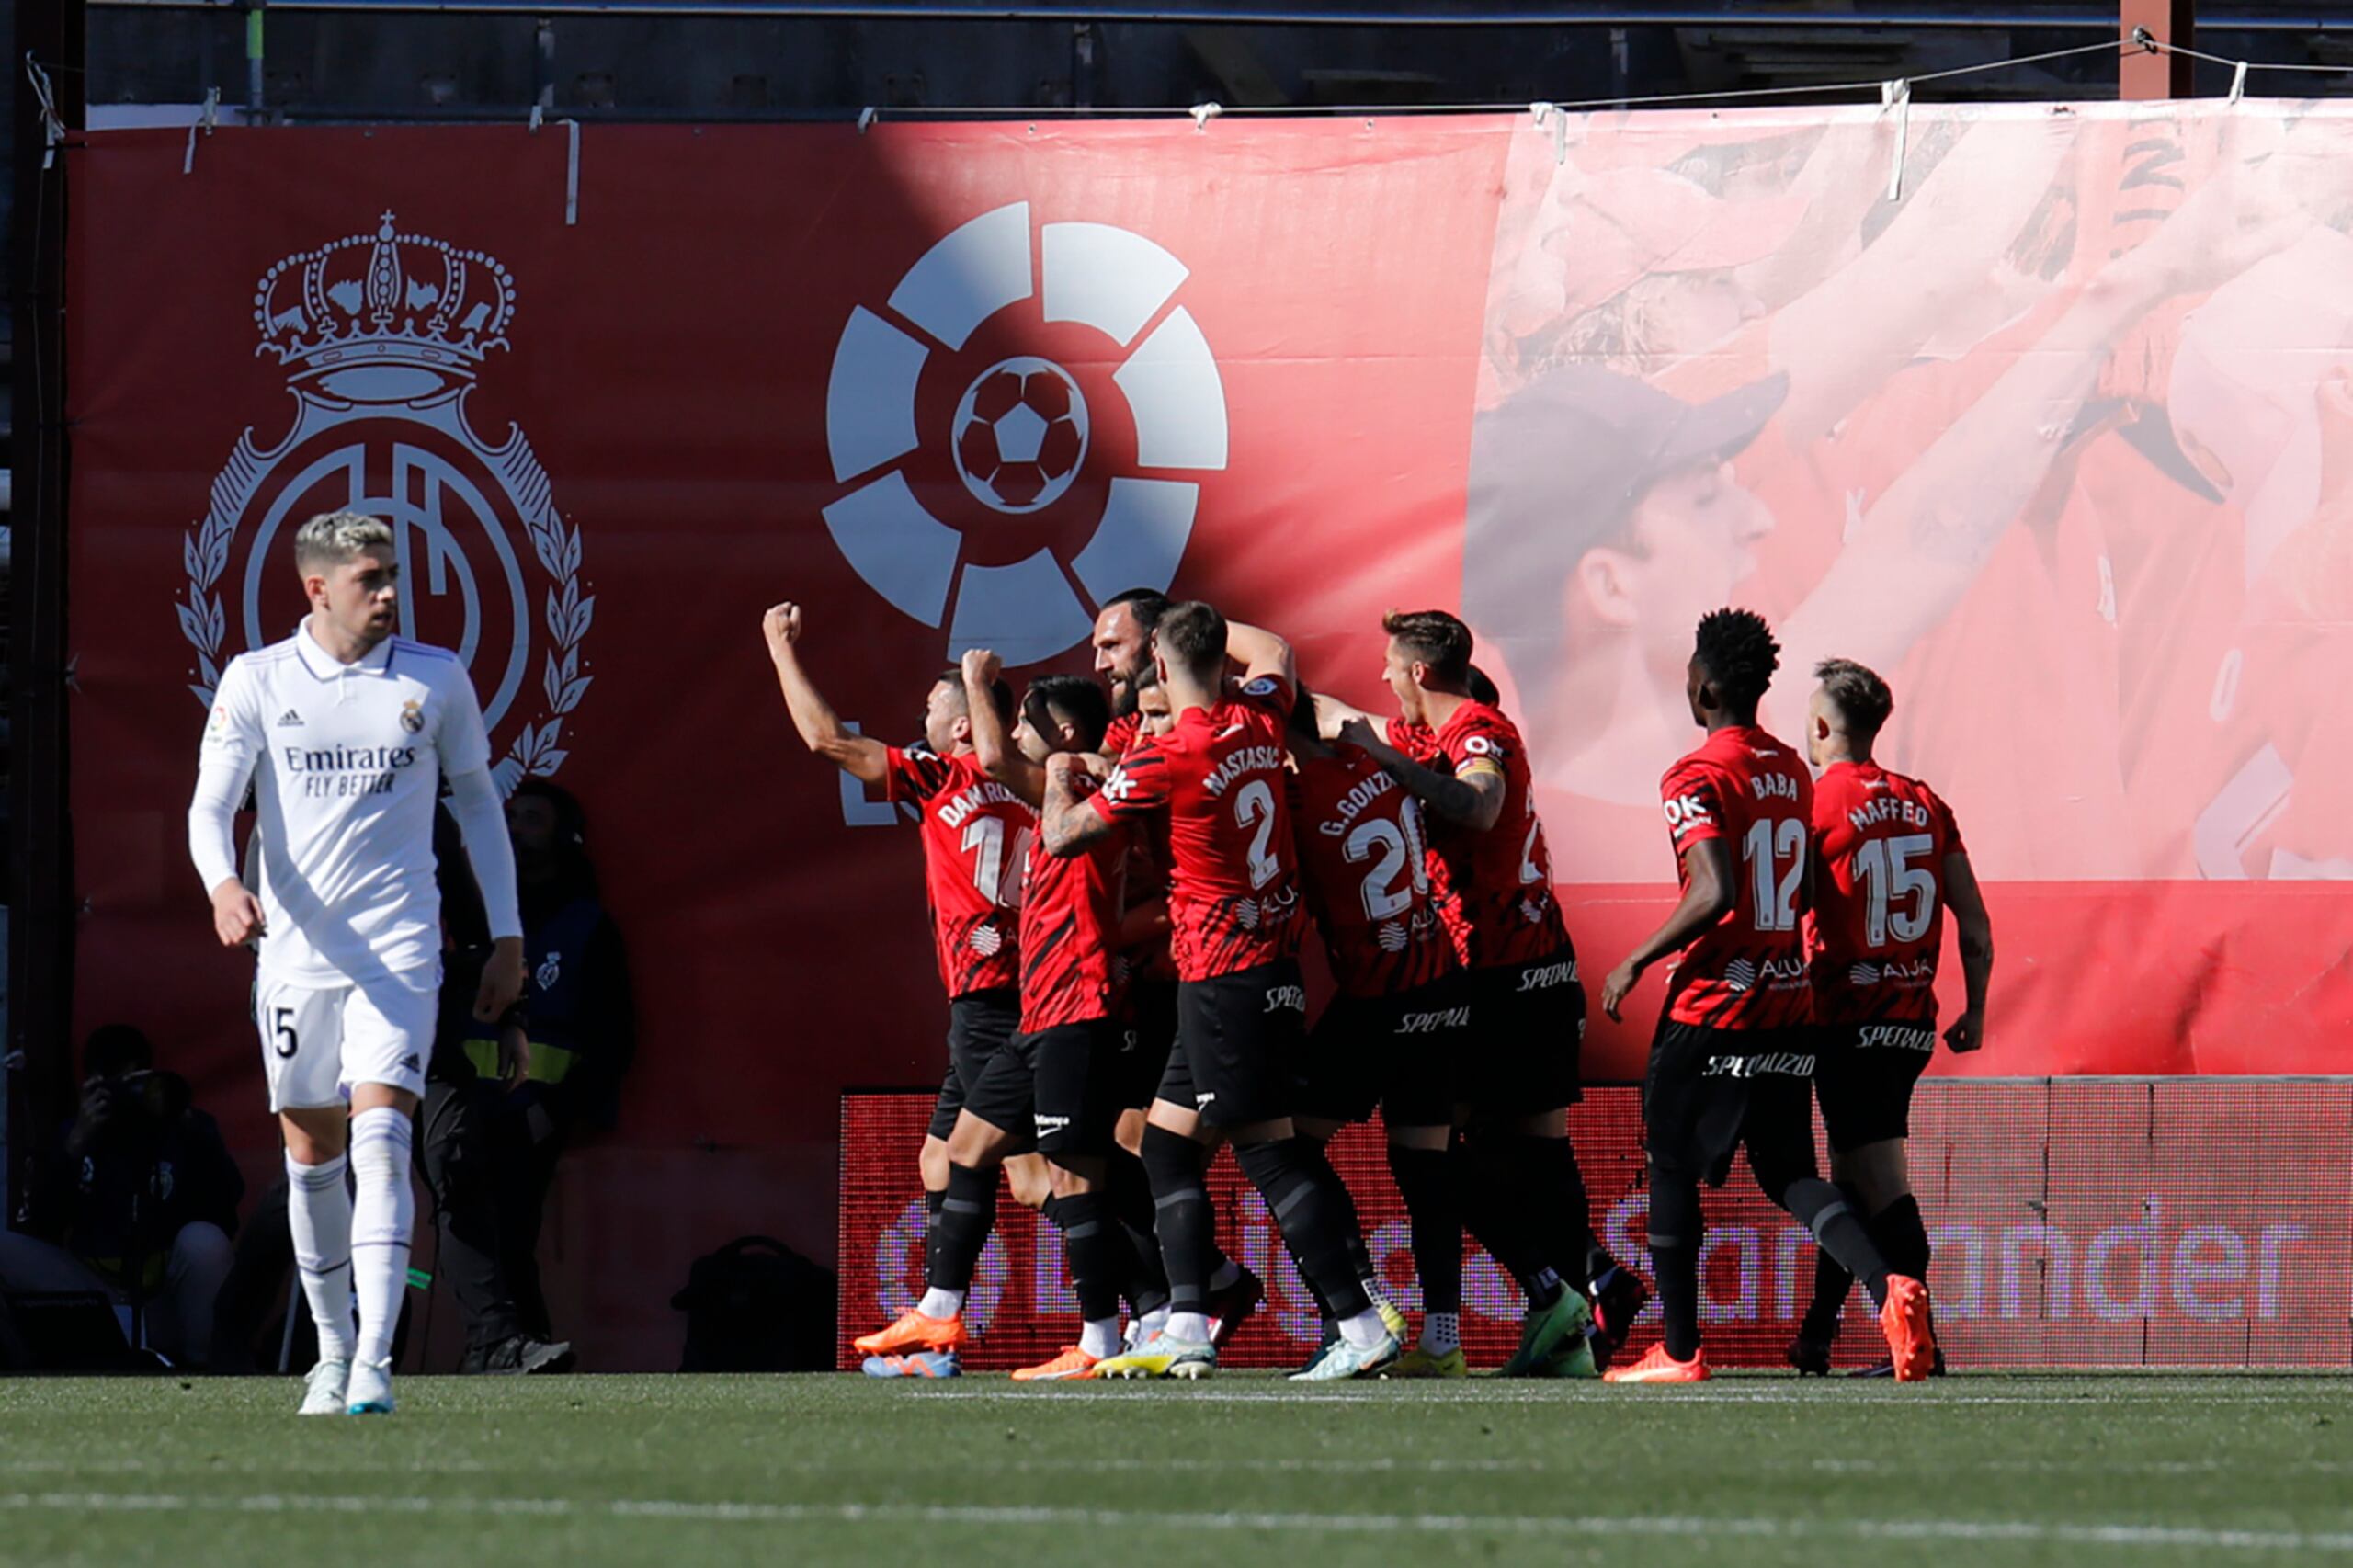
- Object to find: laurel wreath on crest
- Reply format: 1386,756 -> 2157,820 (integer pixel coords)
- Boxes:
176,485 -> 593,792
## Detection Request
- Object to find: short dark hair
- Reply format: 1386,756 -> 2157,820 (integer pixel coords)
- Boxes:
1382,608 -> 1473,684
1692,607 -> 1779,714
1814,658 -> 1893,739
1155,601 -> 1227,680
84,1024 -> 154,1080
1026,675 -> 1110,753
938,668 -> 1017,723
1104,588 -> 1172,634
1466,664 -> 1501,707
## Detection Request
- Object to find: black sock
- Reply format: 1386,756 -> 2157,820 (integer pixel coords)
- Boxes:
923,1188 -> 946,1283
931,1163 -> 998,1294
1781,1176 -> 1891,1307
1870,1193 -> 1930,1280
1798,1182 -> 1863,1344
1648,1164 -> 1703,1360
1141,1125 -> 1216,1312
1386,1144 -> 1461,1316
1506,1134 -> 1598,1299
1049,1190 -> 1124,1325
1233,1137 -> 1372,1319
1103,1153 -> 1170,1313
1456,1137 -> 1562,1307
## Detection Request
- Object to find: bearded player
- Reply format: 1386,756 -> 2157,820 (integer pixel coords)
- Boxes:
189,511 -> 527,1416
1319,610 -> 1645,1376
1599,608 -> 1935,1383
1790,658 -> 1994,1375
763,603 -> 1030,1376
1048,603 -> 1398,1379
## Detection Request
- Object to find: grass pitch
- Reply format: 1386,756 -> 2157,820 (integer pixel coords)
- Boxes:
0,1373 -> 2346,1566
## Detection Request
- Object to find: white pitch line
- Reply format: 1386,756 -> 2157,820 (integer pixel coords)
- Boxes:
4,1492 -> 2350,1554
907,1385 -> 2337,1407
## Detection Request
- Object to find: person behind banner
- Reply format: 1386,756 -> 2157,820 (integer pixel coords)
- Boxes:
0,1025 -> 244,1369
1790,658 -> 1994,1377
1597,608 -> 1934,1385
187,509 -> 528,1416
763,602 -> 1039,1378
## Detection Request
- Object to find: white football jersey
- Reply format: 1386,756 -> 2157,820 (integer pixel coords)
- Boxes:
199,624 -> 493,986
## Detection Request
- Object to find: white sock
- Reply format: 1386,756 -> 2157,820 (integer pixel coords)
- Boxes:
1338,1308 -> 1387,1350
1421,1312 -> 1461,1356
347,1107 -> 415,1369
1207,1259 -> 1241,1292
1165,1311 -> 1212,1343
917,1287 -> 966,1320
1080,1318 -> 1121,1359
1134,1305 -> 1171,1345
285,1152 -> 355,1363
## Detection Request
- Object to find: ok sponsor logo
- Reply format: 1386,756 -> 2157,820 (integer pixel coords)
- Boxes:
1663,793 -> 1713,836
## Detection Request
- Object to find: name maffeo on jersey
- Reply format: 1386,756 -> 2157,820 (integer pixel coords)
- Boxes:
280,743 -> 421,799
1846,795 -> 1934,832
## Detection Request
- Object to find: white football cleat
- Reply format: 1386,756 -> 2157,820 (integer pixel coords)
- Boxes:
300,1358 -> 351,1416
345,1358 -> 396,1415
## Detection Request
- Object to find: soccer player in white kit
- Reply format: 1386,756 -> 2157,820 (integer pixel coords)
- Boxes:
188,512 -> 526,1415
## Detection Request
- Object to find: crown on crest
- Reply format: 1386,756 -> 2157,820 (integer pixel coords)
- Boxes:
253,212 -> 516,396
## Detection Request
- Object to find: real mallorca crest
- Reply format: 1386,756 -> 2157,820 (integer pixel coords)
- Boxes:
176,212 -> 592,790
823,203 -> 1231,667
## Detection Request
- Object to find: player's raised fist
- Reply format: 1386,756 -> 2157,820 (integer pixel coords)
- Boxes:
763,603 -> 804,648
961,648 -> 1002,687
210,880 -> 266,948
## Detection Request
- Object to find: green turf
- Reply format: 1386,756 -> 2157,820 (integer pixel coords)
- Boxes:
0,1373 -> 2346,1567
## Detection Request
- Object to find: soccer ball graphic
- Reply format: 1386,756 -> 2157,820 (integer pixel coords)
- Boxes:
952,358 -> 1089,514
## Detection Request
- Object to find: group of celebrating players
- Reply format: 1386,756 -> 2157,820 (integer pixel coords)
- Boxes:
765,586 -> 1995,1384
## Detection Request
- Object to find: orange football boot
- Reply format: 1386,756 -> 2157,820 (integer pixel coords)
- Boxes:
1879,1274 -> 1937,1382
1011,1346 -> 1100,1382
1602,1343 -> 1711,1384
853,1308 -> 966,1357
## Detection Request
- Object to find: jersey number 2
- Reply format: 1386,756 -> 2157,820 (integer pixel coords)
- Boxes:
1741,818 -> 1805,932
1234,780 -> 1280,890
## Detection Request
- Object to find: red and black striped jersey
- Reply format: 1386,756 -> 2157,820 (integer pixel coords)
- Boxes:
1388,702 -> 1570,971
883,745 -> 1029,998
1809,761 -> 1965,1026
1018,768 -> 1127,1031
1289,743 -> 1455,998
1086,675 -> 1304,982
1657,725 -> 1813,1030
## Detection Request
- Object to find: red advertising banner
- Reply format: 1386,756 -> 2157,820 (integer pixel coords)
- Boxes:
60,104 -> 2353,1366
841,1082 -> 2353,1370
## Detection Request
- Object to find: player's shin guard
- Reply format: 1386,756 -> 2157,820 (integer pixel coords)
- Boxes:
1386,1144 -> 1461,1316
1049,1190 -> 1126,1327
1232,1138 -> 1372,1320
1141,1125 -> 1216,1313
923,1188 -> 946,1283
1781,1177 -> 1892,1307
1870,1193 -> 1930,1282
348,1108 -> 415,1369
930,1163 -> 999,1294
1648,1163 -> 1704,1361
286,1152 -> 357,1363
1104,1153 -> 1172,1315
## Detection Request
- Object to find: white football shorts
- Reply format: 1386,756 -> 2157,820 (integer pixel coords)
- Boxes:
254,966 -> 439,1111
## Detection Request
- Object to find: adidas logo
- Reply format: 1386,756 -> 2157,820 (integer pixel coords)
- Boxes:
276,709 -> 305,728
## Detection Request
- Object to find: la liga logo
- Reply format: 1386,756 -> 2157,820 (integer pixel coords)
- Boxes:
822,203 -> 1230,666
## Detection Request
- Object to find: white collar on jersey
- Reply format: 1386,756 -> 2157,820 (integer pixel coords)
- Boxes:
292,619 -> 398,680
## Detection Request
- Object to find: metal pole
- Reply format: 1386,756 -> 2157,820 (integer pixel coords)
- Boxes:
10,0 -> 86,1227
2121,0 -> 2198,97
244,0 -> 267,121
